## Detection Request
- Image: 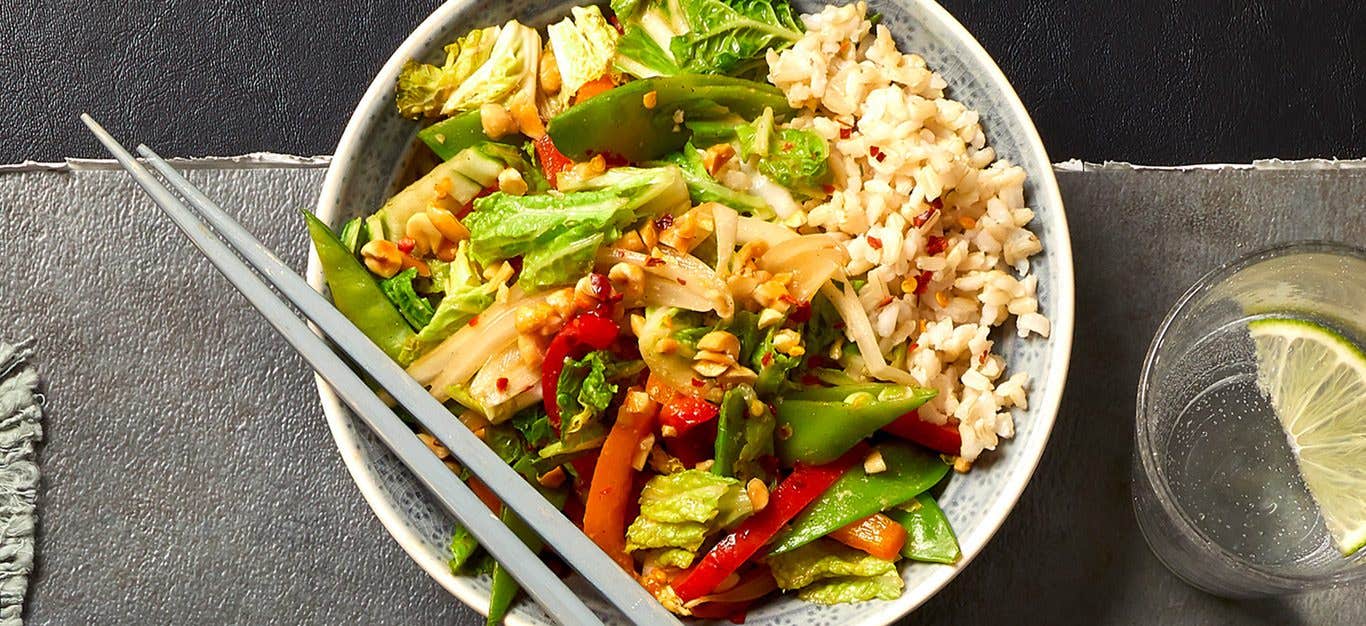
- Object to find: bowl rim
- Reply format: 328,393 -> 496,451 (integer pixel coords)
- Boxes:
310,0 -> 1075,623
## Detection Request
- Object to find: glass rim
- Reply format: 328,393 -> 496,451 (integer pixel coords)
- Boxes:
1135,239 -> 1366,584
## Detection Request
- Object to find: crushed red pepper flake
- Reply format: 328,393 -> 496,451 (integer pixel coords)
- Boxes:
869,146 -> 885,161
496,377 -> 509,392
925,236 -> 948,255
645,257 -> 665,267
914,270 -> 933,295
396,238 -> 416,254
839,126 -> 852,139
654,213 -> 674,231
912,208 -> 937,227
867,236 -> 883,250
468,315 -> 479,327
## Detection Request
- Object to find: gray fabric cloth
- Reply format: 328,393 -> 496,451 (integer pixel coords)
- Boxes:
0,342 -> 40,626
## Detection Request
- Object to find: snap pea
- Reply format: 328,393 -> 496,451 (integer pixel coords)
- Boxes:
767,441 -> 949,556
887,493 -> 961,564
712,387 -> 748,478
418,109 -> 516,161
337,216 -> 363,254
303,212 -> 416,365
775,384 -> 936,466
546,75 -> 794,162
713,385 -> 773,480
485,507 -> 538,626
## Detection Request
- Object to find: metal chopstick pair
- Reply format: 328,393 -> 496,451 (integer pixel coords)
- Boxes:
80,114 -> 682,626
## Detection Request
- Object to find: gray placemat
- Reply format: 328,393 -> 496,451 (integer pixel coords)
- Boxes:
0,159 -> 1362,625
0,342 -> 41,626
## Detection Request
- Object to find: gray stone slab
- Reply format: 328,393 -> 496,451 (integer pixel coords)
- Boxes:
1,162 -> 1362,625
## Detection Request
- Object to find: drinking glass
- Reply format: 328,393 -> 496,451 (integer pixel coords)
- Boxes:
1132,241 -> 1366,597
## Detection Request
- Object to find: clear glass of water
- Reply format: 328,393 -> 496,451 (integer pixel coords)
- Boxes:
1133,241 -> 1366,597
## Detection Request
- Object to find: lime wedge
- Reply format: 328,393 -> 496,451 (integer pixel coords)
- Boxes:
1249,317 -> 1366,556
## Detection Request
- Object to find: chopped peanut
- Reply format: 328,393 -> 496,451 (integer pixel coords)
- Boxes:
717,364 -> 758,386
958,215 -> 977,230
404,212 -> 443,257
517,334 -> 545,366
864,449 -> 887,474
691,359 -> 730,378
632,433 -> 656,471
515,302 -> 563,336
746,478 -> 769,512
655,337 -> 680,355
702,143 -> 736,176
497,167 -> 528,196
935,291 -> 951,307
629,313 -> 647,338
479,102 -> 517,138
361,240 -> 402,277
953,456 -> 973,473
425,205 -> 469,242
539,47 -> 561,95
545,288 -> 577,319
608,262 -> 645,302
696,330 -> 740,360
658,205 -> 716,253
642,90 -> 658,109
417,432 -> 450,459
538,466 -> 567,488
771,329 -> 803,357
757,307 -> 785,329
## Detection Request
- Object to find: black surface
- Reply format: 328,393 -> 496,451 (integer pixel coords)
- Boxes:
1,0 -> 1363,164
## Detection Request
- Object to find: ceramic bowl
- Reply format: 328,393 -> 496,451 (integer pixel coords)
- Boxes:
311,1 -> 1075,623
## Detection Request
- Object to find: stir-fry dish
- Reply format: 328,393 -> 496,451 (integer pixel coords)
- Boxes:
308,1 -> 1049,621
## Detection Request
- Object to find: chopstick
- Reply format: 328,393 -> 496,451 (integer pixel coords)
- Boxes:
81,115 -> 682,626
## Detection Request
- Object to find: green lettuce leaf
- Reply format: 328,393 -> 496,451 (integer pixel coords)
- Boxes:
651,144 -> 772,217
510,406 -> 556,450
400,242 -> 496,363
645,547 -> 697,569
379,268 -> 436,329
441,20 -> 541,116
396,25 -> 499,118
556,350 -> 619,438
611,0 -> 690,78
465,166 -> 688,291
547,5 -> 620,110
670,0 -> 802,77
735,107 -> 831,196
797,571 -> 904,605
626,470 -> 751,559
768,539 -> 899,590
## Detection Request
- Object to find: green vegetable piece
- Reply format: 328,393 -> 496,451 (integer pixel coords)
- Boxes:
713,387 -> 748,478
465,166 -> 688,290
418,110 -> 514,161
337,217 -> 363,254
555,350 -> 618,439
447,522 -> 483,575
396,25 -> 500,118
510,406 -> 556,450
734,107 -> 831,195
546,75 -> 794,162
626,469 -> 750,560
769,441 -> 949,555
545,5 -> 621,112
768,538 -> 898,590
486,507 -> 537,626
670,0 -> 803,77
651,144 -> 772,217
304,212 -> 416,365
888,493 -> 961,564
379,268 -> 436,329
400,241 -> 496,363
797,571 -> 904,605
646,547 -> 697,569
775,384 -> 936,465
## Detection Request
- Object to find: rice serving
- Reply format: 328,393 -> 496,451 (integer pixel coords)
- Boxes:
751,2 -> 1049,462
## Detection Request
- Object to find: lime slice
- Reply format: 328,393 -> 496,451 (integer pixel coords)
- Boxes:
1249,317 -> 1366,556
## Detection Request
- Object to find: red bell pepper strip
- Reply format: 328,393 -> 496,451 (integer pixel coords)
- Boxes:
541,312 -> 620,430
883,410 -> 962,455
659,394 -> 720,437
534,134 -> 575,187
671,446 -> 866,602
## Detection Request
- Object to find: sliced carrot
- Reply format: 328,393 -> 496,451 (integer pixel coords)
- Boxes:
467,477 -> 502,515
583,389 -> 659,571
828,513 -> 906,561
573,74 -> 617,105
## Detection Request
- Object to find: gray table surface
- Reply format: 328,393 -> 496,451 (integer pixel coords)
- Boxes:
2,161 -> 1363,625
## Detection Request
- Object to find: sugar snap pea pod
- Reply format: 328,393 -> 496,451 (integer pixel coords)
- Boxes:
712,387 -> 748,478
768,441 -> 949,556
887,493 -> 961,564
418,109 -> 517,162
303,212 -> 416,365
546,75 -> 794,162
775,385 -> 936,466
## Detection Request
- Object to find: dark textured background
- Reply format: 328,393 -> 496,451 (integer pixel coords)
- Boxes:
1,0 -> 1364,164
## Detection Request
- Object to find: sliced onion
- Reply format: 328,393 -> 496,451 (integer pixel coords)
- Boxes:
466,341 -> 541,423
749,173 -> 800,218
821,282 -> 917,386
712,203 -> 738,275
598,247 -> 734,320
408,287 -> 547,399
759,234 -> 849,302
683,572 -> 778,610
735,216 -> 798,246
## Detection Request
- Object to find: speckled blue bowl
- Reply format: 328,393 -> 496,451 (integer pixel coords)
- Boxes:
311,1 -> 1075,623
